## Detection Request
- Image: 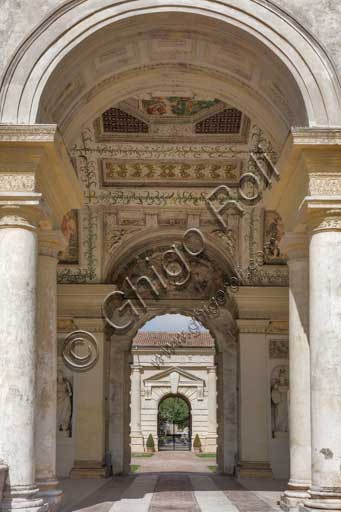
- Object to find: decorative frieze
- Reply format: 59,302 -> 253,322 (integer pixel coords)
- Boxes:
0,173 -> 35,192
309,174 -> 341,196
100,159 -> 241,187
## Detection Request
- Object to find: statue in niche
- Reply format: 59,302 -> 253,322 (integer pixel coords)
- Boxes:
57,366 -> 73,437
271,365 -> 289,437
264,211 -> 286,264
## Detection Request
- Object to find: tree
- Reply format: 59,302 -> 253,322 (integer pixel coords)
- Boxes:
159,396 -> 189,429
146,434 -> 155,451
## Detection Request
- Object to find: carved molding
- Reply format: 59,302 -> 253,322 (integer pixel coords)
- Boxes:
0,124 -> 57,142
0,173 -> 35,192
309,209 -> 341,233
309,174 -> 341,196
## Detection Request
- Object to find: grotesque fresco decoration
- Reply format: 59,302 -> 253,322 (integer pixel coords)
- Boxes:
269,339 -> 289,359
58,210 -> 79,264
101,160 -> 241,187
141,96 -> 220,117
263,211 -> 286,264
271,365 -> 289,437
58,105 -> 288,286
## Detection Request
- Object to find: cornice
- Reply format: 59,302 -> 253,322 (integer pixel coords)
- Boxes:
0,125 -> 83,227
0,124 -> 58,142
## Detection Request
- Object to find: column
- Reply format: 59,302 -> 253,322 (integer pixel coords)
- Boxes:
206,366 -> 218,452
302,210 -> 341,511
0,207 -> 45,512
35,232 -> 64,511
130,364 -> 144,453
280,234 -> 311,511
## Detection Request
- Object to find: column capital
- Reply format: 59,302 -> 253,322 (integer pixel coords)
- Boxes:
0,125 -> 83,230
207,366 -> 217,373
38,229 -> 66,258
131,364 -> 142,371
264,128 -> 341,233
0,199 -> 43,231
280,233 -> 309,260
302,205 -> 341,234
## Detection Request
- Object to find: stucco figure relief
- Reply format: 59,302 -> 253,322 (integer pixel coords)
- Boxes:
271,365 -> 289,437
57,366 -> 73,437
264,211 -> 286,264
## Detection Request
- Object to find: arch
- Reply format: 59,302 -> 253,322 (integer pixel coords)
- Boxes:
1,0 -> 340,130
158,394 -> 192,451
104,228 -> 237,286
108,304 -> 238,473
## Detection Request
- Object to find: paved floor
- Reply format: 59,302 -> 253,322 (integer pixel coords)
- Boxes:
60,452 -> 285,512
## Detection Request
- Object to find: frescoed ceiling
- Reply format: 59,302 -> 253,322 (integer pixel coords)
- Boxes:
96,94 -> 248,142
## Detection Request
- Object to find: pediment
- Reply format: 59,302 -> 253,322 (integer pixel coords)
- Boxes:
144,366 -> 204,385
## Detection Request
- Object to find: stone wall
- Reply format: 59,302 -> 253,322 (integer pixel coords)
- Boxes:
1,0 -> 340,86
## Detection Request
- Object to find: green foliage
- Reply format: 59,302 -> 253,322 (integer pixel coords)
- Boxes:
193,434 -> 202,449
130,464 -> 140,473
146,434 -> 155,449
159,396 -> 189,429
132,452 -> 154,458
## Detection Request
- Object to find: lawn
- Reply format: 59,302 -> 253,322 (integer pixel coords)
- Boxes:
130,464 -> 140,473
196,453 -> 216,458
131,452 -> 155,458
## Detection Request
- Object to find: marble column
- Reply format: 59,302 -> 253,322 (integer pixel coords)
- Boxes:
302,211 -> 341,511
130,364 -> 144,453
0,207 -> 45,512
206,366 -> 218,451
280,234 -> 311,511
35,232 -> 64,511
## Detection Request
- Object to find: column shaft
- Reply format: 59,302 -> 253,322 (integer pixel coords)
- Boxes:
35,233 -> 64,510
303,213 -> 341,511
280,234 -> 311,511
0,212 -> 45,512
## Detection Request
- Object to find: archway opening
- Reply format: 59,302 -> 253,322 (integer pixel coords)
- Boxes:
158,395 -> 191,452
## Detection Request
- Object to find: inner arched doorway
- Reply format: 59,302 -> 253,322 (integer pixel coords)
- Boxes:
158,395 -> 191,452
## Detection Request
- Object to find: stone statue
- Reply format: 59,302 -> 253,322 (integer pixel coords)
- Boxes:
271,366 -> 289,435
57,367 -> 73,436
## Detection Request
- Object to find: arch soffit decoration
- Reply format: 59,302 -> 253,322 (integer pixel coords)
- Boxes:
1,0 -> 341,138
104,228 -> 237,285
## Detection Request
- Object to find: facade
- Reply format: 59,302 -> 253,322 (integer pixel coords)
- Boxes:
130,331 -> 217,453
1,2 -> 341,512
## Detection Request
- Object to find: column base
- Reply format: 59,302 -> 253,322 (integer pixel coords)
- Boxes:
1,485 -> 47,512
281,489 -> 310,511
300,502 -> 341,511
300,489 -> 341,511
236,461 -> 273,479
130,433 -> 144,454
37,480 -> 63,512
70,461 -> 110,479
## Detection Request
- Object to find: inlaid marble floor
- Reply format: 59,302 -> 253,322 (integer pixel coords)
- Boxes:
60,453 -> 284,512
